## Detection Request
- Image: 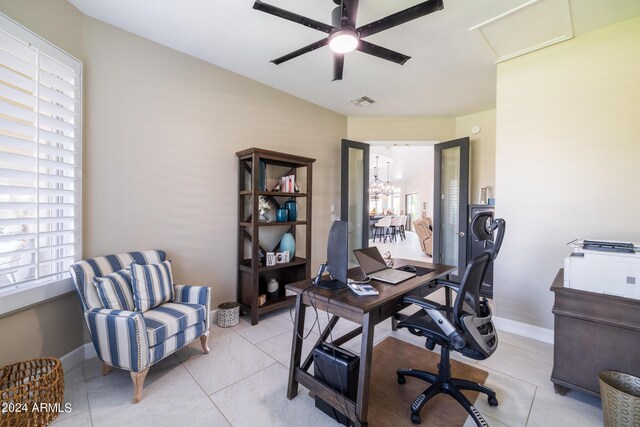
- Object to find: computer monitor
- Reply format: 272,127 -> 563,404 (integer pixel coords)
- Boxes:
314,220 -> 348,290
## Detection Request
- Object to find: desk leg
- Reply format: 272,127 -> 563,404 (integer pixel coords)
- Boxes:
445,274 -> 452,306
287,296 -> 306,400
355,312 -> 375,427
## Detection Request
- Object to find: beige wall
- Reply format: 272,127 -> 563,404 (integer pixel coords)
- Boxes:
81,17 -> 345,309
0,0 -> 346,366
455,109 -> 496,203
494,16 -> 640,329
347,111 -> 497,205
347,116 -> 455,142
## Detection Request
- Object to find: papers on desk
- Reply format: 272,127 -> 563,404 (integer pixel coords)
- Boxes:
347,283 -> 379,296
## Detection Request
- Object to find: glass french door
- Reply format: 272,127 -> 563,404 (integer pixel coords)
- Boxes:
341,140 -> 369,263
405,193 -> 419,231
433,138 -> 469,280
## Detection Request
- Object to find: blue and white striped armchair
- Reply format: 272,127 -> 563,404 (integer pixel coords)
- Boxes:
70,250 -> 211,403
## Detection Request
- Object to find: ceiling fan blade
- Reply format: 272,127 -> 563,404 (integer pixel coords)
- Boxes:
356,0 -> 443,38
333,53 -> 344,81
253,1 -> 335,34
356,40 -> 411,65
271,38 -> 329,65
341,0 -> 359,28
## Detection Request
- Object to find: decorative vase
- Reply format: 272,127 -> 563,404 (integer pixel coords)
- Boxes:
279,232 -> 295,258
284,199 -> 297,221
276,208 -> 288,222
267,278 -> 279,298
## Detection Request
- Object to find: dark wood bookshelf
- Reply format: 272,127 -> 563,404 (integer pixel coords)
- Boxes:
236,147 -> 315,325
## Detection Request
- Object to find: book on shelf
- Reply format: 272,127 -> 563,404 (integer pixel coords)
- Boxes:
279,175 -> 295,193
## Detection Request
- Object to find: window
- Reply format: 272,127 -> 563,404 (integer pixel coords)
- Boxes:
0,14 -> 82,309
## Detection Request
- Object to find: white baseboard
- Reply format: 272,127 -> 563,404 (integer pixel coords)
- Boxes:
59,344 -> 86,371
60,310 -> 217,371
494,316 -> 554,344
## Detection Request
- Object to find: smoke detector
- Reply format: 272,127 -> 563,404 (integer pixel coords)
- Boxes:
349,96 -> 376,107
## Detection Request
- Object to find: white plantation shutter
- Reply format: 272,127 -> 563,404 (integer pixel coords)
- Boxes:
0,14 -> 82,294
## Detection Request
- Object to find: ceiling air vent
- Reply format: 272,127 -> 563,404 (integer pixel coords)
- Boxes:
350,96 -> 376,107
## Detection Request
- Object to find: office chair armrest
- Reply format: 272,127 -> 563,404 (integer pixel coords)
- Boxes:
434,279 -> 460,291
402,295 -> 443,311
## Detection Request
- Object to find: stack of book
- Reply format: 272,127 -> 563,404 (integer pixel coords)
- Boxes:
280,175 -> 295,193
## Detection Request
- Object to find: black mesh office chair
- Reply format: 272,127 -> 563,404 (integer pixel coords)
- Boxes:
395,217 -> 505,426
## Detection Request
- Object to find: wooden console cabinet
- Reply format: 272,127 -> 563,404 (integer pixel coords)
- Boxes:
550,269 -> 640,396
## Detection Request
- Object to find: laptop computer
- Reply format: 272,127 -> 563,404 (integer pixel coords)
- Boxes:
353,247 -> 416,284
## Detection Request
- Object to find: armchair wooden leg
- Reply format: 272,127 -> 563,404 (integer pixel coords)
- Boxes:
130,368 -> 149,404
102,363 -> 112,376
200,332 -> 210,354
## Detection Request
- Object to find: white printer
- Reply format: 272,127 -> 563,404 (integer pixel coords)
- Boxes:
564,239 -> 640,300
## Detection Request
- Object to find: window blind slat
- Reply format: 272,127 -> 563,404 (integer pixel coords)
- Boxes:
0,82 -> 36,108
0,134 -> 35,154
38,84 -> 74,109
0,65 -> 35,93
38,113 -> 74,135
38,142 -> 75,158
0,232 -> 36,242
0,115 -> 36,138
0,201 -> 37,210
38,188 -> 74,197
0,167 -> 36,181
38,157 -> 75,173
0,31 -> 36,64
0,186 -> 35,197
0,48 -> 35,78
39,54 -> 76,83
38,172 -> 76,184
0,151 -> 36,170
39,71 -> 75,97
38,99 -> 75,123
0,100 -> 36,124
0,217 -> 36,226
38,128 -> 74,147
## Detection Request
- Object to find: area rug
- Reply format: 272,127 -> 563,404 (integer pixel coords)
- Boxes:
367,336 -> 489,427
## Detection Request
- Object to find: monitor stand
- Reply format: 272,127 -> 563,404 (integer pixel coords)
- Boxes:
315,279 -> 348,290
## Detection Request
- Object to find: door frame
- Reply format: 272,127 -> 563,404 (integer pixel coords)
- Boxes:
433,137 -> 469,278
341,139 -> 370,250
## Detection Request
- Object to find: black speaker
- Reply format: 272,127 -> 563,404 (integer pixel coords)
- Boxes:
313,342 -> 359,426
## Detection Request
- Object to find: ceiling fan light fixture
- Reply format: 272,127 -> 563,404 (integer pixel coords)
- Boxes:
329,29 -> 359,53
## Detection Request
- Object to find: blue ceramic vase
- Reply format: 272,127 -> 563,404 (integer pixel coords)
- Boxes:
284,199 -> 297,221
276,208 -> 288,222
279,233 -> 295,258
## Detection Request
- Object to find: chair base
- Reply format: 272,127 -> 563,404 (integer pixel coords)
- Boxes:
396,347 -> 497,426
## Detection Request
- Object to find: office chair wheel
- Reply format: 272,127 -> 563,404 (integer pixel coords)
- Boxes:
397,374 -> 406,384
488,396 -> 499,407
411,413 -> 421,424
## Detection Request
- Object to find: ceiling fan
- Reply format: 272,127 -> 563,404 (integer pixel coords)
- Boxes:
253,0 -> 444,81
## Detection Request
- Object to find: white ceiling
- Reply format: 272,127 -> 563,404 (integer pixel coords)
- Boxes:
67,0 -> 640,116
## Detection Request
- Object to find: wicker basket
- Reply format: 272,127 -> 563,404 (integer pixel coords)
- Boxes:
217,302 -> 240,328
0,357 -> 64,427
599,370 -> 640,427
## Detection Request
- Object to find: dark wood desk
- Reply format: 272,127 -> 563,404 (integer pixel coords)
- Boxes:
285,259 -> 455,427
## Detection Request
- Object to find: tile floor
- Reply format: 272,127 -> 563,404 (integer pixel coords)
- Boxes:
52,290 -> 603,427
371,231 -> 431,263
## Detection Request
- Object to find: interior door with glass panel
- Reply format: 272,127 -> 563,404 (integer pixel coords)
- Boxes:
433,137 -> 469,281
341,139 -> 369,263
405,193 -> 419,232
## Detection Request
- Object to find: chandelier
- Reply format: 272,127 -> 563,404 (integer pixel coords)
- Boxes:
383,161 -> 393,196
369,156 -> 384,200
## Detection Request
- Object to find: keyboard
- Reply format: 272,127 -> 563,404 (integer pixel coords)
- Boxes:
370,268 -> 415,284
